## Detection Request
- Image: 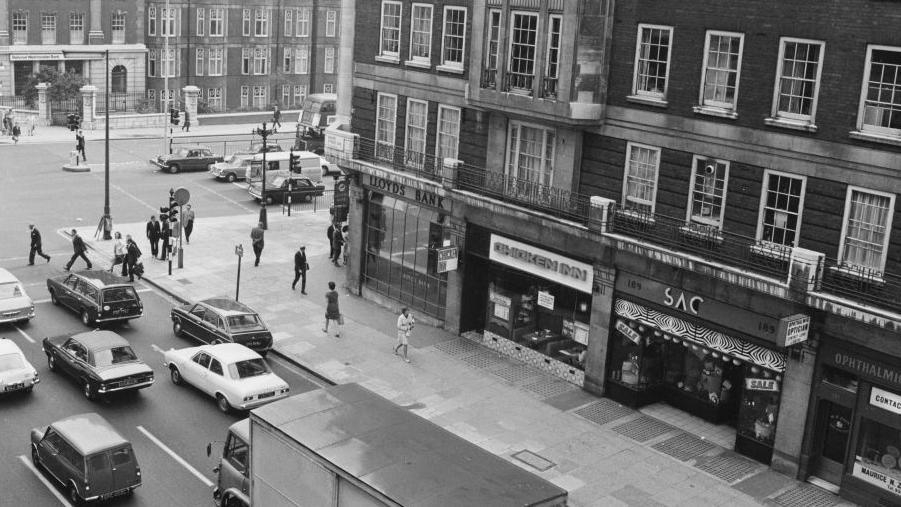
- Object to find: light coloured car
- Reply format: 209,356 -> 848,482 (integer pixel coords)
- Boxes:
0,268 -> 35,324
209,153 -> 254,183
163,343 -> 289,413
0,337 -> 39,394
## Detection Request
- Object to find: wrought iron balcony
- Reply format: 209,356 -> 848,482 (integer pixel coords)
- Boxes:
540,77 -> 558,100
481,68 -> 497,89
503,72 -> 534,96
819,258 -> 901,312
357,137 -> 442,182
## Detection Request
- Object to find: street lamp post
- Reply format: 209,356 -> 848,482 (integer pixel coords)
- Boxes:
253,122 -> 276,230
101,49 -> 112,240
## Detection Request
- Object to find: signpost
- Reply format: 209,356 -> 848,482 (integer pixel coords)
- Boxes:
173,187 -> 190,269
235,244 -> 244,301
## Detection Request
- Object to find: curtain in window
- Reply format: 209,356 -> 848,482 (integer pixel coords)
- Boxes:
842,191 -> 890,271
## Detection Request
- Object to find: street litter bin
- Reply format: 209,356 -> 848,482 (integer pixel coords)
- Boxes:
70,150 -> 79,166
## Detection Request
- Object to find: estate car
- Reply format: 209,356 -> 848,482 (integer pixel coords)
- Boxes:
47,271 -> 143,326
171,297 -> 273,355
0,337 -> 39,394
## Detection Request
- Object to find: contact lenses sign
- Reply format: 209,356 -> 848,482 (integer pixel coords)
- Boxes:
870,386 -> 901,416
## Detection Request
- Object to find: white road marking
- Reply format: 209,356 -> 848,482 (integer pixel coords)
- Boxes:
196,183 -> 256,212
15,326 -> 35,344
33,298 -> 51,304
136,425 -> 214,488
18,455 -> 74,507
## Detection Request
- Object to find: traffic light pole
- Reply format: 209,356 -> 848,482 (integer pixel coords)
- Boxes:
253,122 -> 276,230
101,49 -> 112,240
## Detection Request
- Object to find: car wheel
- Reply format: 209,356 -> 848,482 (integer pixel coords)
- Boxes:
81,310 -> 93,326
49,290 -> 59,305
47,353 -> 57,372
68,484 -> 84,506
82,380 -> 96,401
226,173 -> 236,183
216,394 -> 231,414
173,319 -> 183,337
170,366 -> 182,385
31,446 -> 40,469
169,164 -> 180,174
304,194 -> 313,202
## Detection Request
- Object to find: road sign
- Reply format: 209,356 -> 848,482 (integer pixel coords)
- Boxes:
436,246 -> 458,273
235,244 -> 244,257
173,187 -> 191,206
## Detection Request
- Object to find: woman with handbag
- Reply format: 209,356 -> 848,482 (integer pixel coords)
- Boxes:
323,281 -> 343,338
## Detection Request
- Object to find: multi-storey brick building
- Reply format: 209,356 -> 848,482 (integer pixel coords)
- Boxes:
144,0 -> 340,113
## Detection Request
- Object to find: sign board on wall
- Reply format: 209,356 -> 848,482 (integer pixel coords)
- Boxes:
745,378 -> 780,392
852,462 -> 901,496
537,291 -> 555,310
615,320 -> 642,345
488,234 -> 593,293
870,386 -> 901,416
436,247 -> 458,273
776,314 -> 810,347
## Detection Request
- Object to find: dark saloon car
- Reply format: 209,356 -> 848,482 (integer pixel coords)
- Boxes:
42,330 -> 154,400
47,271 -> 143,326
31,413 -> 142,504
247,175 -> 325,205
151,145 -> 223,174
171,298 -> 273,355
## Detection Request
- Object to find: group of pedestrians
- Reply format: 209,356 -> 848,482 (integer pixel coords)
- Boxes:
326,222 -> 347,267
109,232 -> 144,281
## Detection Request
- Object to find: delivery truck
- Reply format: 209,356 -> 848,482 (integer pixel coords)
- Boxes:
209,383 -> 568,507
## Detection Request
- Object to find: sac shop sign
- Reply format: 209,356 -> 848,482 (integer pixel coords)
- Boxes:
366,175 -> 449,211
489,234 -> 593,294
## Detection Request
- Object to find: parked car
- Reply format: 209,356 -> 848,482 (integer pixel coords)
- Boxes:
0,267 -> 35,324
47,271 -> 143,326
31,412 -> 142,504
209,143 -> 288,183
151,145 -> 224,174
248,174 -> 325,205
0,337 -> 39,394
241,142 -> 285,155
163,343 -> 290,413
42,330 -> 154,400
171,297 -> 273,355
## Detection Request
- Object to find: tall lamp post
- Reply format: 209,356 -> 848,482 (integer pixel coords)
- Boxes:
101,49 -> 112,240
253,122 -> 276,230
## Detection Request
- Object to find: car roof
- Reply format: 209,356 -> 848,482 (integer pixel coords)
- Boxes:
199,297 -> 257,316
69,330 -> 129,350
199,343 -> 261,362
0,268 -> 19,284
0,337 -> 25,355
50,413 -> 130,455
68,270 -> 134,288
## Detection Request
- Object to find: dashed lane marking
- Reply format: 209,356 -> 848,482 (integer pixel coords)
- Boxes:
136,425 -> 214,488
18,455 -> 74,507
196,183 -> 256,213
15,326 -> 35,344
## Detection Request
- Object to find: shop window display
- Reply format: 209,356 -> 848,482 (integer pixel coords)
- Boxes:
854,418 -> 901,491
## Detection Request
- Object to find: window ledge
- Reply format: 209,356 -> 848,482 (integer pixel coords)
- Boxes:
749,242 -> 792,262
764,117 -> 818,133
692,105 -> 738,120
828,265 -> 885,285
404,60 -> 431,69
436,64 -> 464,75
626,95 -> 668,108
374,54 -> 400,64
848,130 -> 901,147
615,208 -> 656,226
678,225 -> 724,244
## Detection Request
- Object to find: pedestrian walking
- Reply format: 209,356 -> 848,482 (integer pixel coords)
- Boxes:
341,225 -> 349,266
331,225 -> 345,266
272,106 -> 281,129
109,232 -> 126,275
27,224 -> 51,265
75,130 -> 86,162
27,115 -> 35,136
181,112 -> 191,132
326,223 -> 336,261
11,123 -> 20,144
125,236 -> 142,282
64,229 -> 92,271
292,245 -> 308,293
146,215 -> 161,258
251,222 -> 264,266
394,308 -> 415,363
159,220 -> 170,260
182,204 -> 195,243
322,281 -> 342,338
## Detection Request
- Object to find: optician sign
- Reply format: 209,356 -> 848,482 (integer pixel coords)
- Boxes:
870,386 -> 901,416
852,462 -> 901,496
488,234 -> 593,293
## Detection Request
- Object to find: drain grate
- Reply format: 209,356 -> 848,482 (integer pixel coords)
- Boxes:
492,365 -> 543,384
651,432 -> 715,462
433,338 -> 483,358
772,484 -> 839,507
612,416 -> 674,443
573,399 -> 635,427
694,452 -> 762,483
511,450 -> 556,472
521,378 -> 579,399
462,351 -> 506,370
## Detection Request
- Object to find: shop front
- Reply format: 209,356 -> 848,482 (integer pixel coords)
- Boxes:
806,340 -> 901,505
462,226 -> 595,385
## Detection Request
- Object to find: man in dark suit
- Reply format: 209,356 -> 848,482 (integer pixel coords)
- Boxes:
326,223 -> 336,261
28,224 -> 51,265
146,215 -> 161,258
75,130 -> 86,162
64,229 -> 91,271
292,245 -> 308,294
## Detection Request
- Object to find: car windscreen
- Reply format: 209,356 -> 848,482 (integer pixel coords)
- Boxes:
270,176 -> 287,187
226,314 -> 265,332
0,352 -> 25,370
0,282 -> 24,299
92,346 -> 138,367
102,286 -> 138,303
228,358 -> 271,379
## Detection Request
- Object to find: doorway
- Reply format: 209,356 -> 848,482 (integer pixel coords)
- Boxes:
810,399 -> 853,487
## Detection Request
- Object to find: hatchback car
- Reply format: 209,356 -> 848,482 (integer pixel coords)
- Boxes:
0,267 -> 35,324
151,145 -> 224,174
43,330 -> 154,400
171,298 -> 273,355
0,337 -> 39,394
47,271 -> 143,326
164,343 -> 289,413
31,412 -> 142,504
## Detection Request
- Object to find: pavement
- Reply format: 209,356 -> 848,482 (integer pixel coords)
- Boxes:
63,189 -> 856,506
0,122 -> 287,145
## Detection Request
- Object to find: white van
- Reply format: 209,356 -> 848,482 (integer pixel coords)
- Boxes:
244,151 -> 337,182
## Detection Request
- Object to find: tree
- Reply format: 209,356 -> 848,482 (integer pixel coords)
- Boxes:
20,69 -> 87,106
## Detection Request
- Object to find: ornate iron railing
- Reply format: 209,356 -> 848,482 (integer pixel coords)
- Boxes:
481,68 -> 498,89
503,72 -> 534,95
540,77 -> 558,100
819,258 -> 901,312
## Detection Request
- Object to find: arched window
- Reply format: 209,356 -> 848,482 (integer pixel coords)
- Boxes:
111,65 -> 127,93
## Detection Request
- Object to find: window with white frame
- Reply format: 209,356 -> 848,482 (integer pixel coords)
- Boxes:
283,47 -> 292,73
252,85 -> 267,108
195,48 -> 205,76
12,12 -> 27,44
284,9 -> 292,36
209,8 -> 224,36
294,85 -> 306,104
508,12 -> 538,92
436,105 -> 460,162
147,6 -> 156,36
295,46 -> 308,74
326,10 -> 337,37
41,13 -> 55,45
241,47 -> 251,74
240,85 -> 249,107
208,48 -> 223,75
162,48 -> 176,77
757,171 -> 806,248
282,84 -> 291,105
242,9 -> 251,36
196,8 -> 204,36
544,15 -> 561,98
839,187 -> 895,274
69,12 -> 84,44
699,31 -> 743,112
324,47 -> 335,74
622,143 -> 660,213
147,89 -> 155,101
254,8 -> 268,37
160,89 -> 174,110
771,38 -> 824,125
296,8 -> 309,37
409,4 -> 433,64
375,93 -> 398,161
687,156 -> 729,230
148,49 -> 157,77
858,46 -> 901,136
441,6 -> 466,69
207,87 -> 222,111
632,24 -> 672,100
323,83 -> 334,94
111,12 -> 126,44
253,47 -> 269,75
405,99 -> 428,169
485,10 -> 501,76
506,122 -> 555,186
379,1 -> 402,60
161,7 -> 177,37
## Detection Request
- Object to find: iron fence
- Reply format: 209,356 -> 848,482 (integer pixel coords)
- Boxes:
279,188 -> 335,216
96,92 -> 156,115
0,95 -> 30,108
353,136 -> 444,182
819,258 -> 901,312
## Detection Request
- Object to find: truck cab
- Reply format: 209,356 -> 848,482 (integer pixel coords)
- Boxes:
210,419 -> 249,507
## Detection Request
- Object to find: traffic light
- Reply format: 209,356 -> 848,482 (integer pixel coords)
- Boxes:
289,151 -> 301,173
159,196 -> 178,225
170,108 -> 180,126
